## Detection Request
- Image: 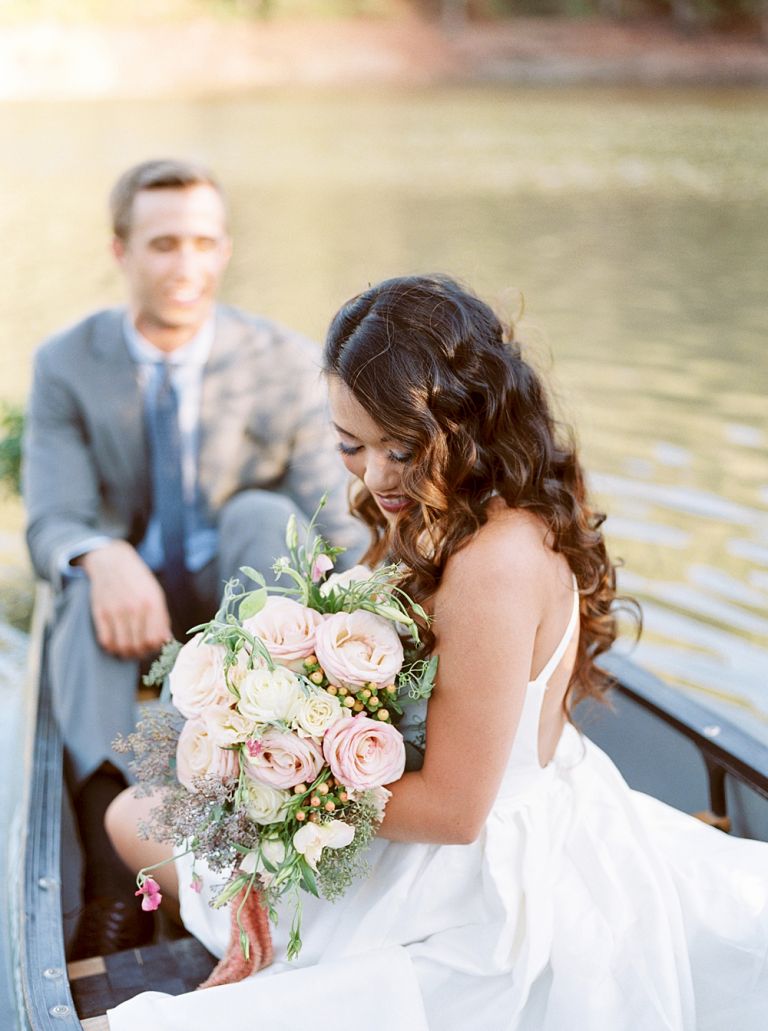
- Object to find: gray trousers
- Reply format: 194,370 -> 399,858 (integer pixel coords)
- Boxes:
49,490 -> 306,788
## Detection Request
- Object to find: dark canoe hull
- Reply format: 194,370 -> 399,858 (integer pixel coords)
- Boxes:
15,596 -> 768,1029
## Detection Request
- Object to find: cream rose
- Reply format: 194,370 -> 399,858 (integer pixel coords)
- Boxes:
314,610 -> 404,688
243,596 -> 323,672
176,718 -> 239,792
319,564 -> 372,598
241,780 -> 291,826
203,705 -> 253,748
293,819 -> 355,871
323,716 -> 405,791
293,687 -> 346,739
245,729 -> 324,789
237,666 -> 302,726
169,635 -> 232,719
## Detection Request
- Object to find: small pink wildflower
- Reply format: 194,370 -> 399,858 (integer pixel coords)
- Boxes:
246,739 -> 264,758
135,876 -> 163,912
190,872 -> 203,895
311,554 -> 334,583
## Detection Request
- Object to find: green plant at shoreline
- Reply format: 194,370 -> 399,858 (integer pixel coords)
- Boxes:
0,403 -> 23,498
0,0 -> 764,30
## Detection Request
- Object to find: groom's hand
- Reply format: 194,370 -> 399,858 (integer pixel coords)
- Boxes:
79,540 -> 173,659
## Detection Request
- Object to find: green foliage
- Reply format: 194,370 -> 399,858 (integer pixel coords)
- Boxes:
0,402 -> 24,496
454,0 -> 766,24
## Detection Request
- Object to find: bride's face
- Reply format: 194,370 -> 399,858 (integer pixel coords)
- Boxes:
327,376 -> 413,523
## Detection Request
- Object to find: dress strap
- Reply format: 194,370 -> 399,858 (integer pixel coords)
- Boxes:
530,576 -> 580,689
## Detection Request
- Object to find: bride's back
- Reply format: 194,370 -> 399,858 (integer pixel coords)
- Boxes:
434,499 -> 580,771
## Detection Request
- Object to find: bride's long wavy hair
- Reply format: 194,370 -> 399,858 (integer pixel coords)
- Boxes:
323,274 -> 623,709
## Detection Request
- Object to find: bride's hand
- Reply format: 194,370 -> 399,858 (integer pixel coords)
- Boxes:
79,540 -> 173,658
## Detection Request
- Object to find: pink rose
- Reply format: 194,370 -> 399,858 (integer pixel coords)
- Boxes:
176,718 -> 240,792
169,634 -> 232,719
314,610 -> 404,688
244,729 -> 324,789
243,596 -> 323,672
322,716 -> 405,791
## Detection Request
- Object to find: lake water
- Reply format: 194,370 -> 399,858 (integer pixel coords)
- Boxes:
1,85 -> 766,740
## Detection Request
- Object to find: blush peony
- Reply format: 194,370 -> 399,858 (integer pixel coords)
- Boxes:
243,596 -> 324,672
176,718 -> 239,792
245,729 -> 324,789
169,635 -> 232,719
322,716 -> 405,791
314,610 -> 403,688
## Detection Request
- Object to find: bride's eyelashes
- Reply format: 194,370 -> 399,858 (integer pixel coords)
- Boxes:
387,449 -> 412,464
336,441 -> 412,464
336,441 -> 362,457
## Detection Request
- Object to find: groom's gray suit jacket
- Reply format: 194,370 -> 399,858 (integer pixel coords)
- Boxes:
24,304 -> 359,585
23,304 -> 363,784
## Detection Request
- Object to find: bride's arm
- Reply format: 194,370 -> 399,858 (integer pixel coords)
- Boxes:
378,514 -> 548,845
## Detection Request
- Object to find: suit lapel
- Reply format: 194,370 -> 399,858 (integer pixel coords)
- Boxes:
198,306 -> 249,509
90,309 -> 151,517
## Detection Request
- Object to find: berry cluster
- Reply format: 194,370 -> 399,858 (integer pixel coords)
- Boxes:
302,654 -> 398,723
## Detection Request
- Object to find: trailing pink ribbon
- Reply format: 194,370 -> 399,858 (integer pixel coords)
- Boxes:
198,885 -> 273,989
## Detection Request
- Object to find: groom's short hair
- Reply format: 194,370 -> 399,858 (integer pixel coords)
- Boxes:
109,158 -> 224,240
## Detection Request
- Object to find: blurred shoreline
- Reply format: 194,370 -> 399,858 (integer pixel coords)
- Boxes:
1,14 -> 767,100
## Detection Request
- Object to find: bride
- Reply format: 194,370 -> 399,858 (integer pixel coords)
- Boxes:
107,274 -> 768,1030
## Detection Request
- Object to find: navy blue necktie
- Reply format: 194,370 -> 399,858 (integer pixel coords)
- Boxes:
148,362 -> 188,598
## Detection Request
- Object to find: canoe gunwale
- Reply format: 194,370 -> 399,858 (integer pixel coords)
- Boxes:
602,652 -> 768,816
19,583 -> 83,1030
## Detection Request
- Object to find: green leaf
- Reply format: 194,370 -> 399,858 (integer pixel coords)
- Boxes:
287,929 -> 302,960
299,860 -> 320,897
239,928 -> 250,960
211,874 -> 248,908
239,588 -> 267,620
239,566 -> 266,585
285,513 -> 299,551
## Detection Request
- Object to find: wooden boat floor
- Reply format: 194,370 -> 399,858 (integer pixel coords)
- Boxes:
68,936 -> 217,1027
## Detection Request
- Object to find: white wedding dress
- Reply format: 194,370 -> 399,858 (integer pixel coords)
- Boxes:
108,588 -> 768,1030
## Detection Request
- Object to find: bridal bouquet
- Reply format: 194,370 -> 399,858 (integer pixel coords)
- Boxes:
116,503 -> 435,975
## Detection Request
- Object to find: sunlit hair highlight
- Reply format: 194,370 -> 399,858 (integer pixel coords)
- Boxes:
323,274 -> 626,710
109,158 -> 224,240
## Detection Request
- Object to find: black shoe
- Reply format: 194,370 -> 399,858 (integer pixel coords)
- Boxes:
67,896 -> 155,962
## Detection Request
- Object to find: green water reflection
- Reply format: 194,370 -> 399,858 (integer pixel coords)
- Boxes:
1,86 -> 766,737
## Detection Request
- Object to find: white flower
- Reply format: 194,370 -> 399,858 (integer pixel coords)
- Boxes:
242,780 -> 291,825
364,785 -> 392,819
240,839 -> 287,886
293,819 -> 355,871
318,564 -> 372,597
237,666 -> 302,726
203,705 -> 253,747
293,688 -> 345,739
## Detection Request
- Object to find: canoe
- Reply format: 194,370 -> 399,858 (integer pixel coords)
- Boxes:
11,591 -> 768,1029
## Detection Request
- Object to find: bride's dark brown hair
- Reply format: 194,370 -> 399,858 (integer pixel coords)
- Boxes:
323,274 -> 621,708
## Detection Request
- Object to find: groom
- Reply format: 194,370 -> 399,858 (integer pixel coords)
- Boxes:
22,158 -> 363,959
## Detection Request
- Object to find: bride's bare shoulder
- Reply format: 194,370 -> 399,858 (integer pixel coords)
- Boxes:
440,500 -> 552,597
